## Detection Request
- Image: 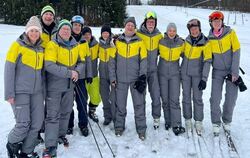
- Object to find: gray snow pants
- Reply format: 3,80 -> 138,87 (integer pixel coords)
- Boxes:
159,74 -> 182,127
181,74 -> 204,121
147,71 -> 161,119
210,69 -> 238,125
8,92 -> 44,154
100,78 -> 116,122
45,90 -> 74,148
115,82 -> 147,134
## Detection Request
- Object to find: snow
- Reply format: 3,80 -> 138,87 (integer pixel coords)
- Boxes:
0,5 -> 250,158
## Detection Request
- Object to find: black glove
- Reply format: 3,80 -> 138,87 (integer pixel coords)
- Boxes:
198,80 -> 206,90
86,77 -> 93,84
134,75 -> 146,93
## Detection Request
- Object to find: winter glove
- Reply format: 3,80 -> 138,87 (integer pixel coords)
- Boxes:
86,77 -> 93,84
198,80 -> 206,91
134,75 -> 146,93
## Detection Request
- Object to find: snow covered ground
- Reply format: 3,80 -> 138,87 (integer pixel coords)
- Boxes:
0,5 -> 250,158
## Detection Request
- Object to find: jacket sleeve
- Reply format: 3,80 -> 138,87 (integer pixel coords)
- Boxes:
139,41 -> 148,76
85,43 -> 93,78
4,42 -> 19,100
44,42 -> 72,78
108,47 -> 117,83
230,29 -> 241,77
202,42 -> 212,82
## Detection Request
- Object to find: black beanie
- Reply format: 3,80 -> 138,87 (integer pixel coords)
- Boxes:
101,25 -> 111,35
82,26 -> 92,35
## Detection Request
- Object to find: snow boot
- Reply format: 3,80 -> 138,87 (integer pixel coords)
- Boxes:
42,147 -> 57,158
165,124 -> 171,131
103,119 -> 112,126
213,124 -> 220,136
172,126 -> 185,136
195,121 -> 203,135
37,133 -> 44,144
6,142 -> 22,158
19,152 -> 39,158
138,133 -> 146,141
80,127 -> 89,137
185,119 -> 192,132
153,118 -> 160,130
58,136 -> 69,147
66,128 -> 73,135
89,109 -> 99,123
115,130 -> 123,137
223,123 -> 231,133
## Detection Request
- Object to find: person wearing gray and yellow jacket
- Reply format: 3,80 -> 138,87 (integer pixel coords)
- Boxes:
181,19 -> 212,135
4,16 -> 44,158
67,15 -> 93,137
109,17 -> 148,140
43,19 -> 84,158
98,25 -> 117,126
158,23 -> 186,136
136,11 -> 163,129
40,5 -> 57,48
208,11 -> 241,136
82,27 -> 101,122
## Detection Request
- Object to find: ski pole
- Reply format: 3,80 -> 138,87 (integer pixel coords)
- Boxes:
75,81 -> 116,157
74,82 -> 103,158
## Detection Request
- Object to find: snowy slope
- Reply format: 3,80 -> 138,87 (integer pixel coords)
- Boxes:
0,5 -> 250,158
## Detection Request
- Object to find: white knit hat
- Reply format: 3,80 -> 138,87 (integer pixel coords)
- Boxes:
25,16 -> 42,34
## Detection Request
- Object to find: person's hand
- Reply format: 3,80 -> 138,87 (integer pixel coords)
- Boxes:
71,71 -> 79,82
232,75 -> 238,83
198,80 -> 206,91
111,80 -> 117,87
7,98 -> 15,105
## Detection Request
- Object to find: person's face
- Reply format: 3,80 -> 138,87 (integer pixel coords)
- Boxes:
125,22 -> 135,36
190,26 -> 200,38
167,28 -> 176,39
212,19 -> 223,31
102,32 -> 110,40
59,25 -> 71,40
72,23 -> 82,35
83,32 -> 92,42
146,19 -> 156,32
27,29 -> 40,44
42,12 -> 54,26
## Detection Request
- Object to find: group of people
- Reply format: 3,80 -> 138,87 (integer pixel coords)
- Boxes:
4,4 -> 243,158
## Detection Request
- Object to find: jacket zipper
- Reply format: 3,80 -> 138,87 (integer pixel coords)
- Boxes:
218,40 -> 227,70
126,44 -> 129,81
186,47 -> 193,75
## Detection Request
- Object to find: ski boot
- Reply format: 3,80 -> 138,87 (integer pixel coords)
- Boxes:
195,121 -> 203,136
66,128 -> 73,135
80,127 -> 89,137
6,142 -> 22,158
19,152 -> 39,158
138,133 -> 146,141
58,136 -> 69,147
172,126 -> 185,136
213,124 -> 220,137
153,118 -> 160,130
103,119 -> 112,126
42,147 -> 57,158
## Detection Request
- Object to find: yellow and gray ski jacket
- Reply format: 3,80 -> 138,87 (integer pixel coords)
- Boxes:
4,33 -> 44,100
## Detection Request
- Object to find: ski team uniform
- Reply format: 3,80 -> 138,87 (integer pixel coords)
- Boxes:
109,33 -> 148,134
158,34 -> 185,127
181,34 -> 212,122
137,25 -> 163,120
208,26 -> 240,125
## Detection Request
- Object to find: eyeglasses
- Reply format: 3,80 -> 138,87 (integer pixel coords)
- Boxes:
145,11 -> 157,19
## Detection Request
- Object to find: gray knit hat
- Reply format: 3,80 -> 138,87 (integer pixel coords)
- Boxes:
167,22 -> 177,32
25,16 -> 42,34
124,17 -> 136,27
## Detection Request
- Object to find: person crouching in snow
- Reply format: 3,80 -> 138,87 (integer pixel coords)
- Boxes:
181,19 -> 212,135
4,16 -> 45,158
82,27 -> 102,123
43,19 -> 84,158
208,11 -> 242,136
109,17 -> 148,140
158,23 -> 186,136
136,11 -> 163,129
98,25 -> 117,126
66,15 -> 93,136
